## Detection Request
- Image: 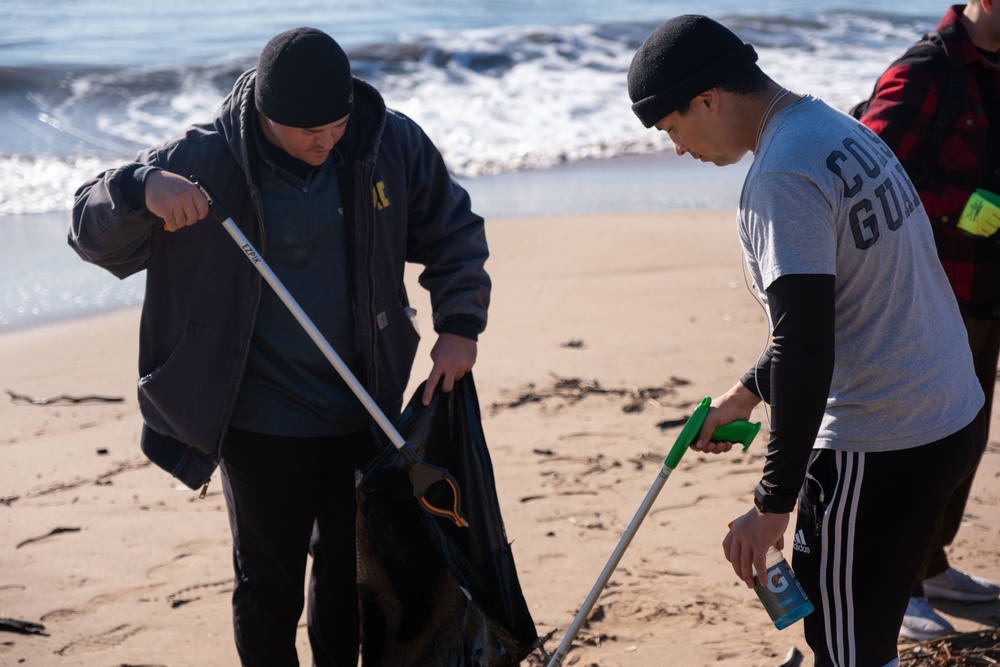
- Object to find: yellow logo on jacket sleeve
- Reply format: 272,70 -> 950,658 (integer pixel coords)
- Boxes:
372,181 -> 391,211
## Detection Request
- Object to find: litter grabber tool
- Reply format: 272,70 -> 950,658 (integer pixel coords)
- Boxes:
191,177 -> 468,528
545,397 -> 760,667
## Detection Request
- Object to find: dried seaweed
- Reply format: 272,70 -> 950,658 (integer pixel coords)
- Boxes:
900,629 -> 1000,666
490,373 -> 692,415
16,526 -> 81,549
7,389 -> 123,404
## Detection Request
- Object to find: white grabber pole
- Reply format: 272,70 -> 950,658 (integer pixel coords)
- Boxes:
190,177 -> 468,528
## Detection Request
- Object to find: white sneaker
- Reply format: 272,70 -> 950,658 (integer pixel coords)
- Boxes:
899,597 -> 954,641
923,567 -> 1000,603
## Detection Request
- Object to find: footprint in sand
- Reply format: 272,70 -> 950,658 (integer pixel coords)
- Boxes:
55,622 -> 147,656
40,583 -> 164,622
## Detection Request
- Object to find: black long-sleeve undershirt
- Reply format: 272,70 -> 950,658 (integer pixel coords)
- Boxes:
740,273 -> 835,514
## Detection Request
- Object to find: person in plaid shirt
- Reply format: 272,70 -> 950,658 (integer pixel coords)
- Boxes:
859,0 -> 1000,641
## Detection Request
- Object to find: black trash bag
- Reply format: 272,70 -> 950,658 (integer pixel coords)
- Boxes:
357,373 -> 538,666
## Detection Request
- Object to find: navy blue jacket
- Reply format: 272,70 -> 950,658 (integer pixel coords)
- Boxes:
69,71 -> 490,489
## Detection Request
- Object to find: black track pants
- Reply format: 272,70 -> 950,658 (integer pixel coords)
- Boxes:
792,410 -> 984,667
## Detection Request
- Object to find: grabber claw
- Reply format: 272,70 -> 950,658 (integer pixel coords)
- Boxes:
398,445 -> 468,528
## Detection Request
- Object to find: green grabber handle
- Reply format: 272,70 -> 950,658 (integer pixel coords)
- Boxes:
545,396 -> 760,667
664,397 -> 761,469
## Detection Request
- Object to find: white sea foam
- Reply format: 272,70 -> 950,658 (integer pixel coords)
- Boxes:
0,3 -> 944,330
0,13 -> 931,215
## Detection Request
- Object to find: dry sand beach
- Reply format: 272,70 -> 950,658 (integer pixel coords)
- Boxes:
2,210 -> 999,666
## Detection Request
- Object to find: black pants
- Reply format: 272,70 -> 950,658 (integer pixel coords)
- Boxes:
918,317 -> 998,583
220,426 -> 378,667
794,409 -> 984,667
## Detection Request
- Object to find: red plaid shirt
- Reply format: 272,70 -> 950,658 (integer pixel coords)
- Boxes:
860,5 -> 1000,318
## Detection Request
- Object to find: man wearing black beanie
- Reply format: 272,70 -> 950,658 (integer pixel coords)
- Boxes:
628,14 -> 986,667
71,26 -> 490,666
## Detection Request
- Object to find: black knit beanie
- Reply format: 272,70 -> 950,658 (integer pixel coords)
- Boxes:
254,27 -> 354,128
628,15 -> 758,128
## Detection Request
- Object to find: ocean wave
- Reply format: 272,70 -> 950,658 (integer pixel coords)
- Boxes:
1,13 -> 934,214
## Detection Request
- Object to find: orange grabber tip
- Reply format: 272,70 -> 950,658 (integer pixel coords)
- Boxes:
420,478 -> 468,528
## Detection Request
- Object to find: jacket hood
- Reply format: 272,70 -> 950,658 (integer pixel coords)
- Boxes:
213,70 -> 388,178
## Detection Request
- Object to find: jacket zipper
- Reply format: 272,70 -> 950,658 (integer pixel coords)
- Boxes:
360,162 -> 379,402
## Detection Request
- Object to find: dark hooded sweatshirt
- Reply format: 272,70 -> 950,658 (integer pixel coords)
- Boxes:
69,71 -> 490,489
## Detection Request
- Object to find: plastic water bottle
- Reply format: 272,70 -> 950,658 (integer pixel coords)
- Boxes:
753,547 -> 814,630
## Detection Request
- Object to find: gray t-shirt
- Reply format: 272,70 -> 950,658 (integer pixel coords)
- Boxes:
739,96 -> 983,452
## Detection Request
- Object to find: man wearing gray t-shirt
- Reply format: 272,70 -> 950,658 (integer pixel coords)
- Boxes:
628,15 -> 985,667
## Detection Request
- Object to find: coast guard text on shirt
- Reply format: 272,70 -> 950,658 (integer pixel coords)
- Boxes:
828,123 -> 922,250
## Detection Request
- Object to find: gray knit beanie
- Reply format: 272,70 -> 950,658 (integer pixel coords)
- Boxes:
628,15 -> 757,127
254,27 -> 354,128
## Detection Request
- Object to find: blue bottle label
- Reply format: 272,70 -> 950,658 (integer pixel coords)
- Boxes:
754,557 -> 814,630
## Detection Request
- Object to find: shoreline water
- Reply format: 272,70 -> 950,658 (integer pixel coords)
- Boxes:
1,2 -> 943,335
2,4 -> 940,218
0,152 -> 748,335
